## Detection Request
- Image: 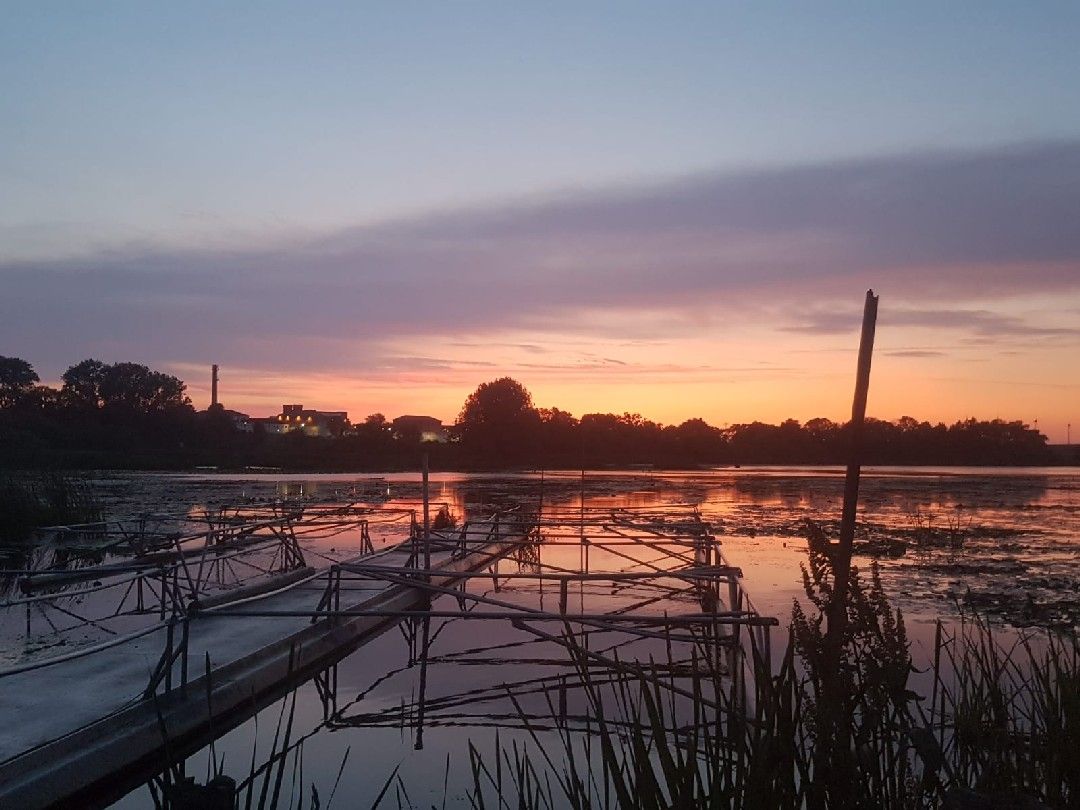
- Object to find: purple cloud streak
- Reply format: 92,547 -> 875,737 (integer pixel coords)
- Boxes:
2,141 -> 1078,377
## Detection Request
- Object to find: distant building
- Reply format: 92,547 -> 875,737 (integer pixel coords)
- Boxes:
202,364 -> 253,431
1049,444 -> 1080,465
392,415 -> 449,443
223,409 -> 254,433
274,404 -> 350,437
254,417 -> 288,435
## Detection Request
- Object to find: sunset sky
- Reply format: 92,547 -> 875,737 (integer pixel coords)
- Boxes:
2,3 -> 1078,440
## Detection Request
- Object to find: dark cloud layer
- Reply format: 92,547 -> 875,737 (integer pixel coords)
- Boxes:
784,307 -> 1080,338
2,141 -> 1078,375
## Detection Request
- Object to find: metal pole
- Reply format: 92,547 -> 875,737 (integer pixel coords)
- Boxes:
422,452 -> 431,579
418,452 -> 433,748
414,614 -> 431,750
580,468 -> 586,573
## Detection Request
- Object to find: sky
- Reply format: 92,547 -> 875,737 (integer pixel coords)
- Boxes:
2,2 -> 1078,440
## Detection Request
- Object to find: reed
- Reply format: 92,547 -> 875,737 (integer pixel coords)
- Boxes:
0,471 -> 101,543
457,550 -> 1078,809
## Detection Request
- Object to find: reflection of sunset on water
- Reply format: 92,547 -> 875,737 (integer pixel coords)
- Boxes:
98,466 -> 1080,633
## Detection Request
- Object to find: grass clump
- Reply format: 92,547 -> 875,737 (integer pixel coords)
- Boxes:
0,471 -> 101,543
456,544 -> 1079,808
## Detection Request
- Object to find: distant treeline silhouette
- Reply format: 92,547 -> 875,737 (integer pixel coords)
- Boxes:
0,360 -> 1058,470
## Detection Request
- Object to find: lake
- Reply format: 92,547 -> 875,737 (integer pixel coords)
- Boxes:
2,466 -> 1078,807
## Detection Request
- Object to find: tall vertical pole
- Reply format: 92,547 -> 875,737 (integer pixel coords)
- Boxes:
831,289 -> 878,628
414,614 -> 431,750
580,468 -> 586,573
211,364 -> 219,408
416,451 -> 433,749
414,451 -> 432,747
818,289 -> 879,806
538,467 -> 545,523
422,452 -> 431,578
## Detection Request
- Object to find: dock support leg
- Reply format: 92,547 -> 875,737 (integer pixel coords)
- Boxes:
180,618 -> 189,696
414,614 -> 431,750
422,453 -> 431,580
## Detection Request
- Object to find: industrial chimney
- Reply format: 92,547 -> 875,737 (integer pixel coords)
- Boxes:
211,364 -> 219,408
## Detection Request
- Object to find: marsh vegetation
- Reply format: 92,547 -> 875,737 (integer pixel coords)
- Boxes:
4,470 -> 1076,808
0,472 -> 101,544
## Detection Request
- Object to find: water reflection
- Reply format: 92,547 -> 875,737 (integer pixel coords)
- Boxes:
6,467 -> 1078,663
4,468 -> 1079,807
125,608 -> 740,808
108,502 -> 763,808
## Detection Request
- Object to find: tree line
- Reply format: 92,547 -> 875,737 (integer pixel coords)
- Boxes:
0,360 -> 1055,470
452,377 -> 1052,468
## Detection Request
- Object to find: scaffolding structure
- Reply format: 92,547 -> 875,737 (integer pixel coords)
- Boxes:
0,489 -> 778,808
197,503 -> 778,752
0,502 -> 425,675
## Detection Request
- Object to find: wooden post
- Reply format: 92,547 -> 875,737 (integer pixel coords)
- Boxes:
831,288 -> 878,629
820,288 -> 878,804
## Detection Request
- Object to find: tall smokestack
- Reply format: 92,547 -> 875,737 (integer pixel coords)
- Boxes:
211,364 -> 219,408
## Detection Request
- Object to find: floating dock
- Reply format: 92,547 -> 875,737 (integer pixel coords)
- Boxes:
0,500 -> 776,808
0,508 -> 533,808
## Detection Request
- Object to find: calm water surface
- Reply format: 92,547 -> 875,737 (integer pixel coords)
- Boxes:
83,465 -> 1080,628
3,467 -> 1077,806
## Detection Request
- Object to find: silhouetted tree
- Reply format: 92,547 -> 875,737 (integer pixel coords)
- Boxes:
0,356 -> 38,389
353,412 -> 396,452
9,385 -> 62,413
0,356 -> 39,407
537,407 -> 580,465
99,363 -> 189,412
0,355 -> 1058,470
670,418 -> 725,464
61,359 -> 189,413
60,359 -> 108,409
805,417 -> 841,462
457,377 -> 540,466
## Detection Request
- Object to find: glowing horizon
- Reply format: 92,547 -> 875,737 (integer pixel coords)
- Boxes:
166,360 -> 1072,444
3,6 -> 1078,443
14,144 -> 1080,442
165,287 -> 1076,442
